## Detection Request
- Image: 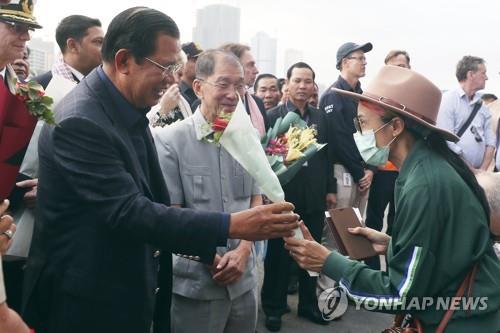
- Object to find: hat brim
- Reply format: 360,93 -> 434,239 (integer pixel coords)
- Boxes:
332,87 -> 459,142
0,15 -> 42,29
354,42 -> 373,54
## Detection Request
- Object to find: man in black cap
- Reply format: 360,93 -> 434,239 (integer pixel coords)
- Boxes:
318,41 -> 374,292
180,42 -> 202,109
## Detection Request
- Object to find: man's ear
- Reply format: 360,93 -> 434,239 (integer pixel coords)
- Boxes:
193,79 -> 203,99
66,38 -> 79,54
115,49 -> 132,75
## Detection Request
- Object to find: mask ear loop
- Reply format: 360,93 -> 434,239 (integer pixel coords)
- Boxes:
375,119 -> 399,147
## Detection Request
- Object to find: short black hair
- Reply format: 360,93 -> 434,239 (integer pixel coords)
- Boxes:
101,7 -> 180,64
286,62 -> 315,81
254,73 -> 277,91
56,15 -> 102,54
482,93 -> 498,101
277,78 -> 286,91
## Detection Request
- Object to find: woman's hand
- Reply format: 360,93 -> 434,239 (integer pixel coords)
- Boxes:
284,222 -> 331,273
348,226 -> 390,255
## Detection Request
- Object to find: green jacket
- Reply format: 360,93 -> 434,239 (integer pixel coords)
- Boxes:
323,139 -> 500,332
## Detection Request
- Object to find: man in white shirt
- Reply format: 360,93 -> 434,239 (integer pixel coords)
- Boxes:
437,56 -> 495,171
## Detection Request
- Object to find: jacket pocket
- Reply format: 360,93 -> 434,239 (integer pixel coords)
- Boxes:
182,165 -> 211,203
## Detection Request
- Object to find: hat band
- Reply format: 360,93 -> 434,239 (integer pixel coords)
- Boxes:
0,9 -> 34,20
363,92 -> 436,125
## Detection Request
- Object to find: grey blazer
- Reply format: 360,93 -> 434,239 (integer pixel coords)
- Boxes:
152,112 -> 259,301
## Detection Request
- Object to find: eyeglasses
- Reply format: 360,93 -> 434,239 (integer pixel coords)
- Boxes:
144,57 -> 182,77
347,56 -> 367,62
197,77 -> 246,93
0,20 -> 34,36
470,126 -> 483,142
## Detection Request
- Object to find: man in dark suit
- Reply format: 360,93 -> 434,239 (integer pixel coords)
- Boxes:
35,15 -> 103,89
262,62 -> 337,331
22,7 -> 298,333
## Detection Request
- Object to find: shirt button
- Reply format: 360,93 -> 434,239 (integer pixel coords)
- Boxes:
153,250 -> 161,258
223,198 -> 228,203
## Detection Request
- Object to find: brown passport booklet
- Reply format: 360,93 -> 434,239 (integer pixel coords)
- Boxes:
325,208 -> 377,260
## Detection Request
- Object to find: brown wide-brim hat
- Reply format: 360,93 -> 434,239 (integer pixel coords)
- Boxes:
0,0 -> 42,29
333,65 -> 459,142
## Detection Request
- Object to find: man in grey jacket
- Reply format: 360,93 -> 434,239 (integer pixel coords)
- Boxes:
153,49 -> 260,333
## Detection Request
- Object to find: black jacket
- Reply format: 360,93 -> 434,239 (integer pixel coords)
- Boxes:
22,69 -> 227,333
267,101 -> 336,214
319,75 -> 373,183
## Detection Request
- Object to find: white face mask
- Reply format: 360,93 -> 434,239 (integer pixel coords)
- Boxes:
353,122 -> 398,167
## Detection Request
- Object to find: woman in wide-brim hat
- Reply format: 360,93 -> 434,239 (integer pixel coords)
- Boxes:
284,65 -> 500,332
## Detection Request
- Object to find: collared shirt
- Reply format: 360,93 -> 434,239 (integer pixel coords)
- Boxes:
152,108 -> 259,300
437,87 -> 495,168
267,99 -> 312,125
67,64 -> 85,82
319,75 -> 368,182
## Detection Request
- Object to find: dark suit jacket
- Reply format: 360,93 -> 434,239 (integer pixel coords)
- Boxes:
267,102 -> 336,215
23,69 -> 226,333
34,70 -> 80,90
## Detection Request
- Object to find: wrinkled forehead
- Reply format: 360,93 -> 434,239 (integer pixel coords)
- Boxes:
211,58 -> 243,79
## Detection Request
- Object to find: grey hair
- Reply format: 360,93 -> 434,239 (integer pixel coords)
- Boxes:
456,56 -> 485,82
195,49 -> 242,79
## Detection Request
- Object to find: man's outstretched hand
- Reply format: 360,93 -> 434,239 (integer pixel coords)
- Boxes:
229,202 -> 299,241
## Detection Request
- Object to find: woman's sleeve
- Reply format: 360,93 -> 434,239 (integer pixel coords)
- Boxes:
321,184 -> 437,313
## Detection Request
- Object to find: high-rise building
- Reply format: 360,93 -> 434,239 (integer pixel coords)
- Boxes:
193,4 -> 240,49
28,38 -> 55,76
251,31 -> 277,75
283,48 -> 304,74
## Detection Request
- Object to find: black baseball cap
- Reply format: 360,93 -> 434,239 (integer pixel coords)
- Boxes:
336,42 -> 373,70
181,42 -> 203,59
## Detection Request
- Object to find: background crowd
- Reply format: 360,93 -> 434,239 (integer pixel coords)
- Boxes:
0,1 -> 499,333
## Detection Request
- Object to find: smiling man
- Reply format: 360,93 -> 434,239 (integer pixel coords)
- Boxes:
153,49 -> 261,333
22,7 -> 298,333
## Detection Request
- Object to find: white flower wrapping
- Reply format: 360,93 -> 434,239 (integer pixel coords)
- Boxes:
218,99 -> 318,276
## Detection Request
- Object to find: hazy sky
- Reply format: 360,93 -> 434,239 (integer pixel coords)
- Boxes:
33,0 -> 500,94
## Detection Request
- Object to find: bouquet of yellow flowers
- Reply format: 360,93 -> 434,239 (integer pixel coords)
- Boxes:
263,112 -> 326,185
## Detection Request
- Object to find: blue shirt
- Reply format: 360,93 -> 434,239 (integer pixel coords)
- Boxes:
437,87 -> 495,168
